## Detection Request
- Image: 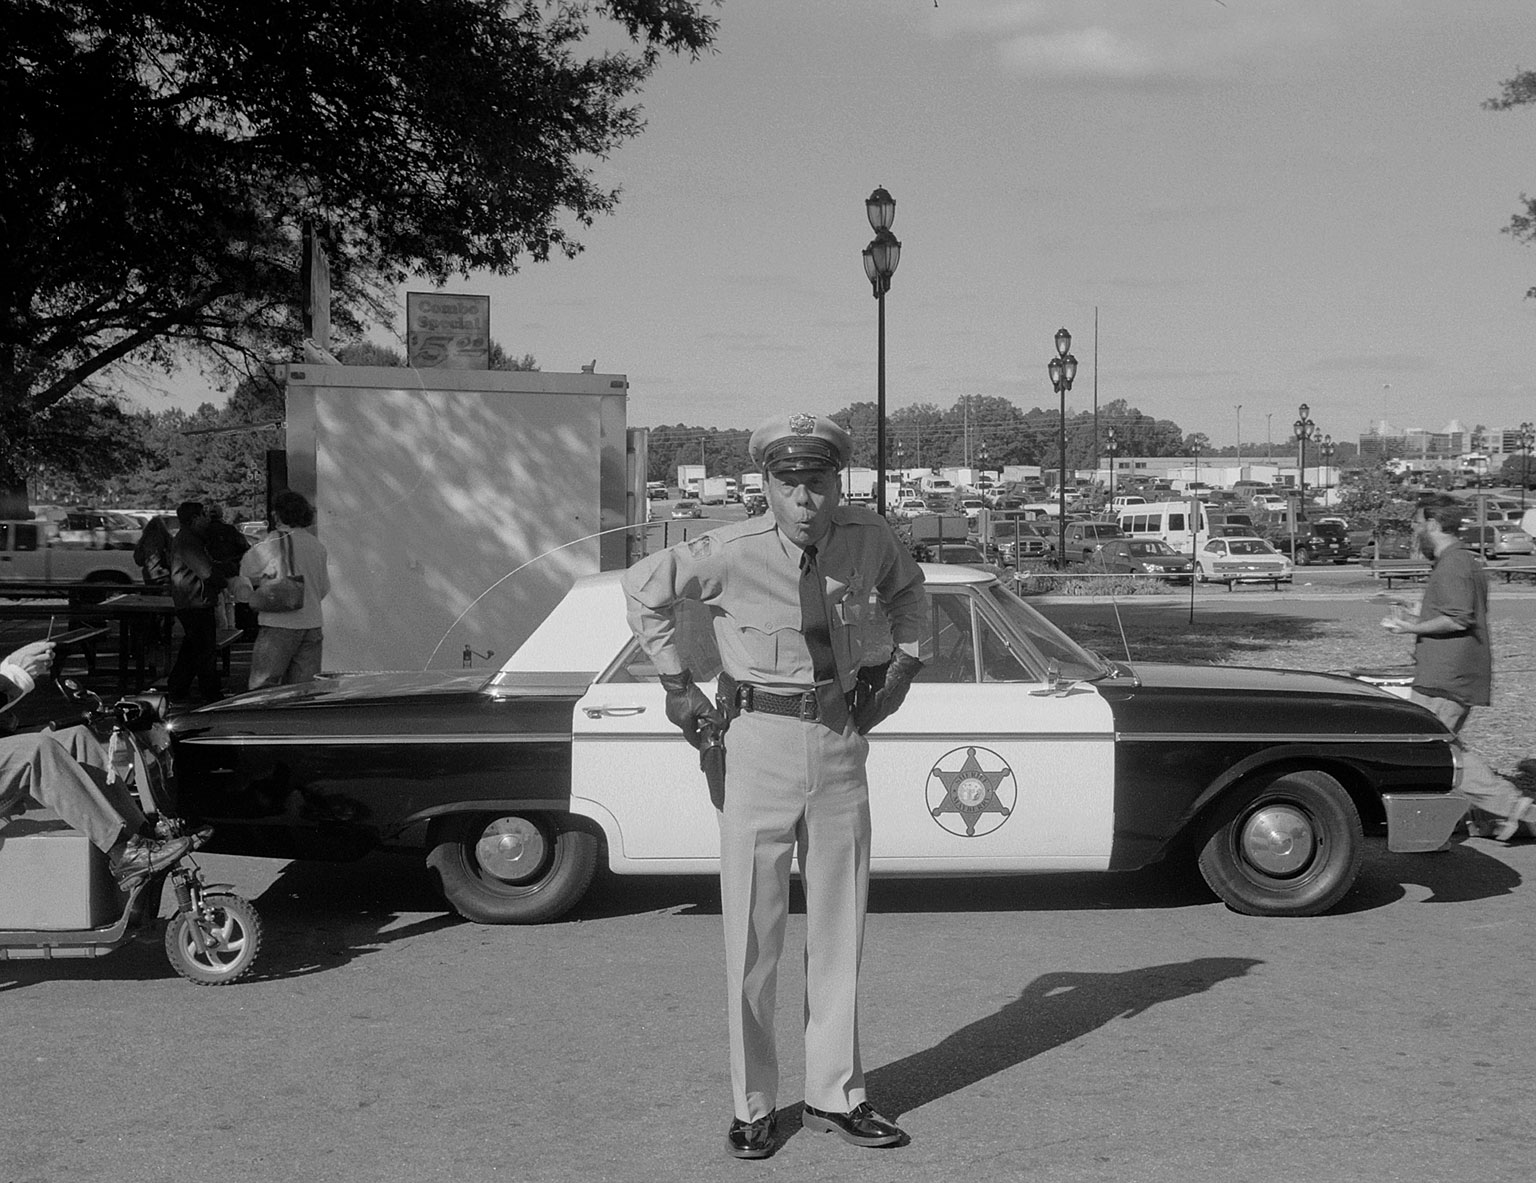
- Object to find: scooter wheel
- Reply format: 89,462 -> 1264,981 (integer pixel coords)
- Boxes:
164,893 -> 262,985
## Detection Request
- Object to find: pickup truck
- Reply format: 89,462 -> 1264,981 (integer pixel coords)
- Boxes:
0,520 -> 142,589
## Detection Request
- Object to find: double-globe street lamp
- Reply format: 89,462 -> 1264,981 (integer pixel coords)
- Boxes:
1047,327 -> 1078,567
1105,427 -> 1119,506
1319,434 -> 1335,494
1520,422 -> 1534,510
862,187 -> 901,516
1293,403 -> 1316,505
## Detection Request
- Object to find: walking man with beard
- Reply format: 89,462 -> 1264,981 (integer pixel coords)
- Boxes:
1383,494 -> 1532,841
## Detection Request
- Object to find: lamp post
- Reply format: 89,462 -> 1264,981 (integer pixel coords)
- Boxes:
1234,404 -> 1242,471
1516,421 -> 1534,506
862,186 -> 901,517
1293,403 -> 1315,505
1105,426 -> 1119,507
1319,434 -> 1335,496
1048,327 -> 1078,567
895,439 -> 906,496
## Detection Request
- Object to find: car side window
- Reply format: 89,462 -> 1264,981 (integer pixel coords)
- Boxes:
13,523 -> 38,552
912,591 -> 977,684
609,599 -> 723,684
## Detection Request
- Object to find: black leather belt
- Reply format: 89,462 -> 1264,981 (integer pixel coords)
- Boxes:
718,672 -> 833,721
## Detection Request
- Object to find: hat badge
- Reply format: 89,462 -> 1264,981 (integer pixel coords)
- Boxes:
789,413 -> 817,435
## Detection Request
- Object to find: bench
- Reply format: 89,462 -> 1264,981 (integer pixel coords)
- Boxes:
49,625 -> 111,675
1489,562 -> 1536,584
215,627 -> 245,678
1367,561 -> 1432,588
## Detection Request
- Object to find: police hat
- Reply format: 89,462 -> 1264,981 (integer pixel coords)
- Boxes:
748,413 -> 852,475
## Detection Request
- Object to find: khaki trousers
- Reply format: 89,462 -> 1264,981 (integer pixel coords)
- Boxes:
1409,690 -> 1525,820
0,726 -> 145,851
717,709 -> 872,1122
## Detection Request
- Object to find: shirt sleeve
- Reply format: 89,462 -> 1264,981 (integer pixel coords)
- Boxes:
873,528 -> 927,649
1421,551 -> 1479,632
621,536 -> 726,677
0,663 -> 35,714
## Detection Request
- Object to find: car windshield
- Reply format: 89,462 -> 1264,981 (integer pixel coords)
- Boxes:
1228,540 -> 1273,556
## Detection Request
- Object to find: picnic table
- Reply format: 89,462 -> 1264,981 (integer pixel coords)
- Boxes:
0,592 -> 177,691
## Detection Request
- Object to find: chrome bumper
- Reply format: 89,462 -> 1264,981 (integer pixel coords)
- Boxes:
1382,792 -> 1470,852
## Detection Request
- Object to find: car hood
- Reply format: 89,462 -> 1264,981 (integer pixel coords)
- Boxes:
1101,662 -> 1445,737
188,670 -> 498,713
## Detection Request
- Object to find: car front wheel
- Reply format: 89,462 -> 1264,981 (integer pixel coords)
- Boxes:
1196,770 -> 1363,917
1294,547 -> 1313,565
427,812 -> 598,924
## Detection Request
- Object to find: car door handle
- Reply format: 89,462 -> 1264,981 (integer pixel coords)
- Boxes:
583,704 -> 648,718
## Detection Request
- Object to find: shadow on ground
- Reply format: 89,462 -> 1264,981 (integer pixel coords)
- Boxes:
760,955 -> 1264,1150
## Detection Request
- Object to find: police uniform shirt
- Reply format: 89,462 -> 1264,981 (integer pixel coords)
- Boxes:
623,507 -> 926,691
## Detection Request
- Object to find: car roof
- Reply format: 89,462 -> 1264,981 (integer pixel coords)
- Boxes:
503,562 -> 993,675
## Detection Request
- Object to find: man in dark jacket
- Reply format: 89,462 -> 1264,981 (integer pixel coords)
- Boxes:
167,500 -> 224,703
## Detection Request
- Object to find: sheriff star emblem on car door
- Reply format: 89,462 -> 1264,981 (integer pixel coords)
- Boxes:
927,746 -> 1015,837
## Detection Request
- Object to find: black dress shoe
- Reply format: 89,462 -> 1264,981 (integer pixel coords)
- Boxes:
801,1102 -> 905,1147
725,1113 -> 776,1159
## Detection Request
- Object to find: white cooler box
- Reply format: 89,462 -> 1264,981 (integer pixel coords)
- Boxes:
0,811 -> 124,930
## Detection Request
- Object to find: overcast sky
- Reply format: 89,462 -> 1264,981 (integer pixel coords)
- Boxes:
143,1 -> 1536,448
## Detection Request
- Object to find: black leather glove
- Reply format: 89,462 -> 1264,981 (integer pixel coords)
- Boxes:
851,651 -> 924,734
659,669 -> 721,750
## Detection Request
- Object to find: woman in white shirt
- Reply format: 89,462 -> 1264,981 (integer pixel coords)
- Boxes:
239,491 -> 330,689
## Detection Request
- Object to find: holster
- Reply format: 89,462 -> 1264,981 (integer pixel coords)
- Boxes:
699,686 -> 739,812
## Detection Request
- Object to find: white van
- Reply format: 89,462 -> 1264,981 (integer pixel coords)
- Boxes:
1110,495 -> 1147,513
1117,500 -> 1209,554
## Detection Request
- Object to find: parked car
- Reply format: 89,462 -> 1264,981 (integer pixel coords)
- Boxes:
168,564 -> 1465,924
1196,537 -> 1294,586
894,497 -> 928,521
1093,538 -> 1193,582
993,522 -> 1056,565
1465,523 -> 1535,559
670,500 -> 702,519
1062,521 -> 1123,564
913,541 -> 998,573
56,509 -> 142,549
1263,518 -> 1353,565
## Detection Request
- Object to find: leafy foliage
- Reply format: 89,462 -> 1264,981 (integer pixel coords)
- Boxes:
1484,67 -> 1536,297
1,0 -> 718,494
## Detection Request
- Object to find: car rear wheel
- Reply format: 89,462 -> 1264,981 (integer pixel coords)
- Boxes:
1196,770 -> 1362,917
1294,547 -> 1313,566
427,812 -> 598,924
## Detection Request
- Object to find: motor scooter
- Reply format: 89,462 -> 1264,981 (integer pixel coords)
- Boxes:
0,679 -> 262,984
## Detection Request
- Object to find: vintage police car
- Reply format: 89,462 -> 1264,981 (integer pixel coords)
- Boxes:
169,566 -> 1466,924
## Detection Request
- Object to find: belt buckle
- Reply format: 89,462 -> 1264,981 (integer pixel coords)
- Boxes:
799,693 -> 818,721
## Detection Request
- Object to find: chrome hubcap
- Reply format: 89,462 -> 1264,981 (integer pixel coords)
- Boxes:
1240,805 -> 1316,877
474,817 -> 548,882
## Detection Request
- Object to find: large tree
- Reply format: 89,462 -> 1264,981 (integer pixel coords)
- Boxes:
1,0 -> 718,508
1485,67 -> 1536,297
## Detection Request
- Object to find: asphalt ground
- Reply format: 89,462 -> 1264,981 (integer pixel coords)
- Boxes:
6,564 -> 1536,1182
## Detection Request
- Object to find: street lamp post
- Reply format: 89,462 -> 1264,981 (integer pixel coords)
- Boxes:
862,187 -> 901,517
1516,422 -> 1534,506
1234,404 -> 1242,471
1105,427 -> 1119,507
1319,434 -> 1335,496
1293,403 -> 1315,505
1047,327 -> 1078,568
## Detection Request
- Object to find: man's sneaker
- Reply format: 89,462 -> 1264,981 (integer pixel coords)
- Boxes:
1494,796 -> 1534,844
109,834 -> 194,890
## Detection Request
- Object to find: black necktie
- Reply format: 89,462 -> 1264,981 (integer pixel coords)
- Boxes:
800,544 -> 848,734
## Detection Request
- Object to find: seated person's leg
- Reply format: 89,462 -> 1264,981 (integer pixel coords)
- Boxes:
0,731 -> 141,852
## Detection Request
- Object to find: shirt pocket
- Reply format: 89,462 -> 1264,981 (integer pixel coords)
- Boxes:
730,601 -> 804,674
